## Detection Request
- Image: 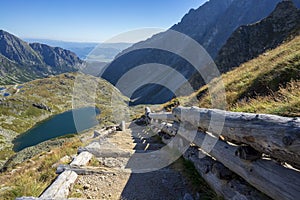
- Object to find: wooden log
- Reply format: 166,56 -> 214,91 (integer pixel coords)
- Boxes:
235,146 -> 262,161
93,126 -> 116,138
70,151 -> 93,167
179,128 -> 300,200
56,165 -> 131,175
161,122 -> 178,136
40,170 -> 78,199
119,121 -> 126,131
173,106 -> 300,168
158,132 -> 269,199
184,147 -> 271,200
101,126 -> 117,136
151,121 -> 178,136
149,112 -> 176,121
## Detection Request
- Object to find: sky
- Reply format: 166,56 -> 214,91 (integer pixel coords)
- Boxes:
1,0 -> 207,43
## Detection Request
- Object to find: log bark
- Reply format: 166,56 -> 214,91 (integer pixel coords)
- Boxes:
159,132 -> 269,200
93,126 -> 116,138
39,170 -> 78,199
119,121 -> 126,131
149,112 -> 176,121
179,129 -> 300,200
151,121 -> 178,136
70,151 -> 93,167
173,106 -> 300,168
184,147 -> 271,200
56,165 -> 131,175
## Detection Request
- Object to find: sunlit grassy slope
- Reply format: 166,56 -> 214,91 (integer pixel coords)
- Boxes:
0,73 -> 129,134
0,136 -> 83,200
0,72 -> 130,168
0,73 -> 133,199
165,35 -> 300,117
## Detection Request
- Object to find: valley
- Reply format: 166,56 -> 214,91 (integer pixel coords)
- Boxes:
1,0 -> 300,199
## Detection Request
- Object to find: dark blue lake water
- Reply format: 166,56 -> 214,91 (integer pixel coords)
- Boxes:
13,107 -> 100,152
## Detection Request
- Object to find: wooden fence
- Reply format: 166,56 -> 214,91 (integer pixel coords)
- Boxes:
148,106 -> 300,200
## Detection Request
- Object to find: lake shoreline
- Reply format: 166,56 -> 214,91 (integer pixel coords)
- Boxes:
13,107 -> 101,152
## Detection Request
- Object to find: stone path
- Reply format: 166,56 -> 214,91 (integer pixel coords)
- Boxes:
68,123 -> 198,200
17,123 -> 202,200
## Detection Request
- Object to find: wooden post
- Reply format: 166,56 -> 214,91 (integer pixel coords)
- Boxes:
118,121 -> 126,131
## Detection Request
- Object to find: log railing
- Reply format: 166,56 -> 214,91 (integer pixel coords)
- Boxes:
148,106 -> 300,200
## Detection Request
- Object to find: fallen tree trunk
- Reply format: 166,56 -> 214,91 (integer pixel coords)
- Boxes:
56,165 -> 131,175
149,112 -> 176,121
39,170 -> 78,199
151,121 -> 178,136
93,126 -> 116,138
183,147 -> 271,200
70,151 -> 93,167
179,129 -> 300,200
173,106 -> 300,168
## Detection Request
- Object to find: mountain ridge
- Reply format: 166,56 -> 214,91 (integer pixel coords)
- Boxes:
216,0 -> 300,73
0,30 -> 83,84
101,0 -> 300,105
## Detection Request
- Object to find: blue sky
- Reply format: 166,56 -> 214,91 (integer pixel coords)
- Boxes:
1,0 -> 207,42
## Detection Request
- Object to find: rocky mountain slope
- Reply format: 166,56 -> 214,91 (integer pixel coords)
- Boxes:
169,33 -> 300,117
0,30 -> 83,84
101,0 -> 300,105
216,1 -> 300,73
172,0 -> 299,58
23,38 -> 98,59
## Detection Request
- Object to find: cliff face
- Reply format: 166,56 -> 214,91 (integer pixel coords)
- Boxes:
0,30 -> 83,84
30,43 -> 83,73
216,1 -> 300,73
172,0 -> 289,58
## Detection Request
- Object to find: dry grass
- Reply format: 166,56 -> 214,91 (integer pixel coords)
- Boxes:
233,80 -> 300,117
0,138 -> 83,200
0,72 -> 129,134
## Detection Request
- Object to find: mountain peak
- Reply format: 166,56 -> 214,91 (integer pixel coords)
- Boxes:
0,30 -> 83,84
0,29 -> 42,65
269,0 -> 298,19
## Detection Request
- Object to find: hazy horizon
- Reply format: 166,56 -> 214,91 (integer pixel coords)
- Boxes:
1,0 -> 207,43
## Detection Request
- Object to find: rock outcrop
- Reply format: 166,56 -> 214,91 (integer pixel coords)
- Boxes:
216,1 -> 300,73
32,103 -> 52,112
